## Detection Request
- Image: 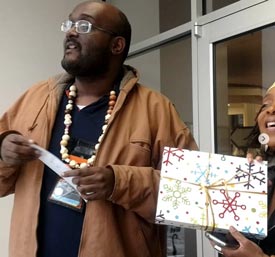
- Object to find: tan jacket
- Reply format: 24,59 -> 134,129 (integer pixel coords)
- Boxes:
0,66 -> 198,257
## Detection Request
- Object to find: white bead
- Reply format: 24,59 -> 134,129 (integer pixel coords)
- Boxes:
95,143 -> 100,150
98,134 -> 104,143
87,155 -> 96,164
64,120 -> 72,125
105,114 -> 111,121
62,153 -> 69,159
80,163 -> 88,169
69,91 -> 76,97
69,160 -> 77,167
102,124 -> 108,132
70,85 -> 76,91
66,104 -> 73,110
60,148 -> 68,154
62,135 -> 70,141
65,114 -> 71,119
60,140 -> 68,146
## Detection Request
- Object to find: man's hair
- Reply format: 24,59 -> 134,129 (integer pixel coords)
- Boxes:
115,10 -> 132,62
81,1 -> 132,61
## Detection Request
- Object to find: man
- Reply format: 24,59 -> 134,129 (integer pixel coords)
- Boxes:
0,1 -> 197,257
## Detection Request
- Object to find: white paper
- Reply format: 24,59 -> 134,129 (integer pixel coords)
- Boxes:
31,144 -> 84,199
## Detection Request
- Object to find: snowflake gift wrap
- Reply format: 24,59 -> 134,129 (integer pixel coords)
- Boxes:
156,147 -> 268,239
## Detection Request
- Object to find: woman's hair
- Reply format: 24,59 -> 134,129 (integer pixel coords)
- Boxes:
246,106 -> 263,148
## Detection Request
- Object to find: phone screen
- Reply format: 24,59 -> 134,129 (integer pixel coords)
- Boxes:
205,231 -> 240,249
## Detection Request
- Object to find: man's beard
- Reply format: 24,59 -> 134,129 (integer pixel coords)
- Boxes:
61,50 -> 111,77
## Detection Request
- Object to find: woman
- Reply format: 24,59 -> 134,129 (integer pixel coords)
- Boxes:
210,83 -> 275,257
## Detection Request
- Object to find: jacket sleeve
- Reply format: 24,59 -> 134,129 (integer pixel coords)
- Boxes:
109,127 -> 198,223
0,78 -> 55,197
0,163 -> 20,197
0,88 -> 36,197
0,110 -> 22,197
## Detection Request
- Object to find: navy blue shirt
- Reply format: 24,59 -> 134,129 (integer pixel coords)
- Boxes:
37,87 -> 111,257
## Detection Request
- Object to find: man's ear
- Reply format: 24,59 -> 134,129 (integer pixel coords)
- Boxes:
111,36 -> 125,55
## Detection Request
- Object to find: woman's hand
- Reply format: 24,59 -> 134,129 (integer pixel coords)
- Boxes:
218,226 -> 267,257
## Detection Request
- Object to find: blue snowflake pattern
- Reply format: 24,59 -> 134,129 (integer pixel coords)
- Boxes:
192,163 -> 218,184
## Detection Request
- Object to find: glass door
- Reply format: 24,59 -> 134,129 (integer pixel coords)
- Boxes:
196,1 -> 275,256
196,0 -> 275,153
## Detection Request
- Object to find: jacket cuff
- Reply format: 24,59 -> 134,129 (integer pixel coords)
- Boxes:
106,164 -> 116,201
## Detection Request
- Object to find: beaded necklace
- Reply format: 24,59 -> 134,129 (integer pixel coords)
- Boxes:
60,84 -> 117,169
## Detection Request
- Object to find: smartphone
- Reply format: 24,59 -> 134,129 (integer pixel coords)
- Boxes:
205,231 -> 240,249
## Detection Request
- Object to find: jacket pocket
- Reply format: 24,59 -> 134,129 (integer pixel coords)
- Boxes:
127,139 -> 151,166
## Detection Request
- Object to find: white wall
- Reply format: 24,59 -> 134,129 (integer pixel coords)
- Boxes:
111,0 -> 161,91
0,1 -> 83,256
110,0 -> 159,43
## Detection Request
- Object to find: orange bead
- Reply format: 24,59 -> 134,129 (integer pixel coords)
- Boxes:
109,100 -> 116,106
109,95 -> 117,100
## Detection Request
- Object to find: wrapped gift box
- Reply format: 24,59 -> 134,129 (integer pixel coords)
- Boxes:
156,147 -> 268,239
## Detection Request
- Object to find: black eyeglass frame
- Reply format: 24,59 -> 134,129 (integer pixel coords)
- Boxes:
61,20 -> 117,36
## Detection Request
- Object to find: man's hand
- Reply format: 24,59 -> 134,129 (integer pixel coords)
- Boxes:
1,134 -> 40,165
62,166 -> 115,201
219,226 -> 267,257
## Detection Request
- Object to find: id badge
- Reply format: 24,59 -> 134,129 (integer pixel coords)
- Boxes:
49,178 -> 84,212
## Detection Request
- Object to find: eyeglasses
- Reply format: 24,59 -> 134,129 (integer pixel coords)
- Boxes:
61,20 -> 117,36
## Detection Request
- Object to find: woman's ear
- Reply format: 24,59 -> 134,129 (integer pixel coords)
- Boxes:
111,36 -> 125,55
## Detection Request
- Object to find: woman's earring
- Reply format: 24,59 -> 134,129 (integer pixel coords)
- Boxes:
258,133 -> 269,152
